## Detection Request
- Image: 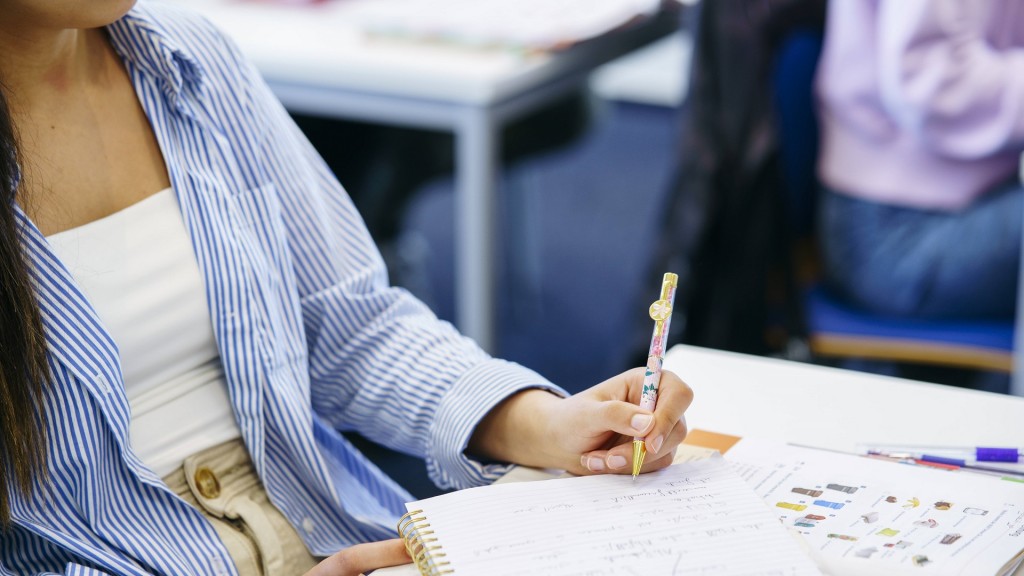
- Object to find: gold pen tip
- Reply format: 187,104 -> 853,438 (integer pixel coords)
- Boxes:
632,440 -> 646,477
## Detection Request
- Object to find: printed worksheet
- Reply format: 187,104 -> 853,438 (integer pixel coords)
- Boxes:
725,438 -> 1024,576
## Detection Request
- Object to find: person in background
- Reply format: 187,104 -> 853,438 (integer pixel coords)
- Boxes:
0,1 -> 693,575
816,0 -> 1024,320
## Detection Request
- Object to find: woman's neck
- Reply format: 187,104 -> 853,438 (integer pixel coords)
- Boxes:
0,25 -> 107,118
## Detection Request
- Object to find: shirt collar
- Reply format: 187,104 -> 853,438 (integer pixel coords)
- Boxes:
105,4 -> 207,114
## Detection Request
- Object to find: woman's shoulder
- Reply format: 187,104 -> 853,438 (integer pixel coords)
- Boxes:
117,1 -> 251,75
128,2 -> 230,41
111,0 -> 264,118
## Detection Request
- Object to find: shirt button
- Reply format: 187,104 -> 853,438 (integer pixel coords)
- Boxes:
302,517 -> 315,534
95,374 -> 112,394
194,467 -> 221,499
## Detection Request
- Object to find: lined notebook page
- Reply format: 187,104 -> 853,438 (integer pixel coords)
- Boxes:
406,457 -> 821,575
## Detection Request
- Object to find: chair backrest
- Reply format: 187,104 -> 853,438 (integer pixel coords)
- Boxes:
772,30 -> 823,242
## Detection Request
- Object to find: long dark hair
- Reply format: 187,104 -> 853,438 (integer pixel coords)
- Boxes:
0,85 -> 50,528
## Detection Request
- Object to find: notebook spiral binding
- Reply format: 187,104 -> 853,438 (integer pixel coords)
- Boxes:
398,510 -> 455,575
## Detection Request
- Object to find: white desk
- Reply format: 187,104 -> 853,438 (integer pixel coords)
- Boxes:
170,0 -> 680,352
668,344 -> 1024,452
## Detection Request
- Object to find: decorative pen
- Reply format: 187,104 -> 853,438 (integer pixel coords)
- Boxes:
632,272 -> 678,479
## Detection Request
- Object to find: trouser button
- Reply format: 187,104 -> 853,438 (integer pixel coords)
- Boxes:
195,467 -> 221,499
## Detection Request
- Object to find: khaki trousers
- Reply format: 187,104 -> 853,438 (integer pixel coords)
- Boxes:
163,440 -> 319,576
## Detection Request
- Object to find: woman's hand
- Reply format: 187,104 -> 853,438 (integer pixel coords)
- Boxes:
469,368 -> 693,475
304,538 -> 410,576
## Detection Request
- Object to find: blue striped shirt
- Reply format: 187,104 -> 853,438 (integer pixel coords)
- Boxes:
1,3 -> 561,574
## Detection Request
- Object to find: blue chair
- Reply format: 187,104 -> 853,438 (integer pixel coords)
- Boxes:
772,31 -> 1016,383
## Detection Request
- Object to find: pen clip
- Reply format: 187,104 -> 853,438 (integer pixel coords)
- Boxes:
649,273 -> 678,338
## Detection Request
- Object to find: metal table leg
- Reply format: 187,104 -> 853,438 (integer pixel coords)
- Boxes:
455,107 -> 499,353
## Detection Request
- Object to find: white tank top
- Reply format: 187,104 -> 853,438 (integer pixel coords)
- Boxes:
46,189 -> 242,478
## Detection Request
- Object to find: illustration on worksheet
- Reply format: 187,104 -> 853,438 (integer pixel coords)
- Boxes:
826,483 -> 858,494
792,487 -> 823,497
854,547 -> 878,559
940,534 -> 962,545
814,499 -> 845,510
860,511 -> 879,523
724,439 -> 1024,575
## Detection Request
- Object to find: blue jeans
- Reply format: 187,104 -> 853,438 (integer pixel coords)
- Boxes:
819,181 -> 1022,320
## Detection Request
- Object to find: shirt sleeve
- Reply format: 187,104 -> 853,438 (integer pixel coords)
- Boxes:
876,0 -> 1024,159
215,30 -> 567,490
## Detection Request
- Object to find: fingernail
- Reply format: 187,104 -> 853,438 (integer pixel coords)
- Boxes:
651,435 -> 664,454
607,455 -> 627,470
586,456 -> 605,471
631,414 -> 653,433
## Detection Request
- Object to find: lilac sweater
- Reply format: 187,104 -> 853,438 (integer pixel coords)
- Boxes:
816,0 -> 1024,211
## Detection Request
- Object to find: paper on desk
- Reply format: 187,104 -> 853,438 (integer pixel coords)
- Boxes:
401,456 -> 821,575
725,438 -> 1024,576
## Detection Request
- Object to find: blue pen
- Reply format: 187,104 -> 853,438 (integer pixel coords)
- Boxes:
859,444 -> 1021,463
865,452 -> 1024,481
916,455 -> 1024,477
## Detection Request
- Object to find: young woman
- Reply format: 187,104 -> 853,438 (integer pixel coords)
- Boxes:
0,1 -> 693,575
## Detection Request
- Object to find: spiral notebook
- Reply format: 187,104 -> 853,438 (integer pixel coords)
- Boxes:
395,457 -> 822,575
